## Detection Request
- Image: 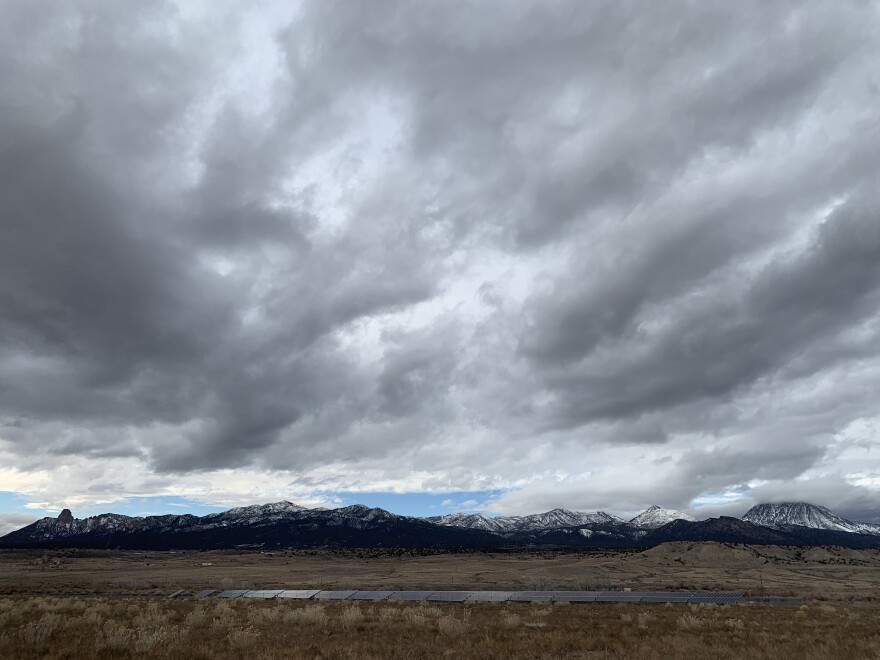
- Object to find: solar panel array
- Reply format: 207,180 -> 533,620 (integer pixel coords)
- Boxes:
194,589 -> 744,603
349,591 -> 395,601
314,590 -> 358,600
243,590 -> 284,599
278,589 -> 321,599
388,591 -> 435,601
508,591 -> 555,602
427,591 -> 472,602
467,591 -> 516,601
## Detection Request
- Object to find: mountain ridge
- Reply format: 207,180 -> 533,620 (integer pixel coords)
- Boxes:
2,500 -> 879,550
742,502 -> 880,536
425,507 -> 624,534
629,505 -> 696,528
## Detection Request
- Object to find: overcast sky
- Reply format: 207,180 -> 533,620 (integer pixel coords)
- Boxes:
2,1 -> 880,535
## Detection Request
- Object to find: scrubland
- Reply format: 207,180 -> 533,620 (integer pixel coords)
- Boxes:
3,543 -> 880,599
2,543 -> 879,658
0,596 -> 879,659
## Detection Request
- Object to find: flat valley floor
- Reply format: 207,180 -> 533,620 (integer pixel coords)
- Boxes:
2,542 -> 879,598
1,543 -> 879,658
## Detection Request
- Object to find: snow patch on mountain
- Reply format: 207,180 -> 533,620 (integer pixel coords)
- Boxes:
6,499 -> 880,549
201,501 -> 308,527
427,508 -> 623,533
425,513 -> 509,533
629,505 -> 696,529
221,501 -> 307,517
742,502 -> 880,535
330,505 -> 399,527
9,512 -> 169,541
4,501 -> 310,540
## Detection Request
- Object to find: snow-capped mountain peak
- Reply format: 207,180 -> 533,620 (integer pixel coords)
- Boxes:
742,502 -> 880,535
629,505 -> 695,529
4,499 -> 880,550
516,508 -> 624,530
219,501 -> 307,517
426,508 -> 624,534
425,512 -> 509,533
334,505 -> 397,522
199,501 -> 308,527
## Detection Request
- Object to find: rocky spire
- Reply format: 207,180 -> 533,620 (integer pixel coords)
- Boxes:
57,509 -> 74,525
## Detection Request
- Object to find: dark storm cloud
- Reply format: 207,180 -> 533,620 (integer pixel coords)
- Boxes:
0,0 -> 441,473
282,0 -> 870,246
527,186 -> 880,428
1,0 -> 880,517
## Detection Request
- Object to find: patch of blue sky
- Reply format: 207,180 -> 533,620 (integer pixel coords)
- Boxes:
0,492 -> 227,519
0,491 -> 41,515
691,488 -> 747,508
74,496 -> 227,518
0,491 -> 511,520
330,490 -> 508,517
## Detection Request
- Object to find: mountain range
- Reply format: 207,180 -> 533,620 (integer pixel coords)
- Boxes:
1,501 -> 879,550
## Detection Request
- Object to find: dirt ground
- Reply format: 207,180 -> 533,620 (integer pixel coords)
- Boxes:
2,542 -> 879,600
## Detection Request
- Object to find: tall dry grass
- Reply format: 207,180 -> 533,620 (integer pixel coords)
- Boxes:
0,595 -> 877,659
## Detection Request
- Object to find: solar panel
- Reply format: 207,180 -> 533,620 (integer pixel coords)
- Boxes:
243,590 -> 284,599
640,592 -> 678,603
692,593 -> 723,603
168,589 -> 185,599
314,590 -> 357,600
466,591 -> 515,602
717,593 -> 743,604
348,591 -> 395,601
214,588 -> 745,605
684,593 -> 711,602
427,591 -> 472,602
602,593 -> 644,603
550,591 -> 600,602
676,592 -> 742,604
387,591 -> 434,601
278,590 -> 320,599
508,592 -> 554,601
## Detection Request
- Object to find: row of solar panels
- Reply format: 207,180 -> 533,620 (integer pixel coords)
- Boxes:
187,589 -> 743,604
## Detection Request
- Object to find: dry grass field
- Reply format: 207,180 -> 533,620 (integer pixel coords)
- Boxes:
2,542 -> 879,599
0,595 -> 878,659
2,543 -> 879,658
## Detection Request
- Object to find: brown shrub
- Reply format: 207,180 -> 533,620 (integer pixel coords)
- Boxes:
0,595 -> 877,659
340,605 -> 364,630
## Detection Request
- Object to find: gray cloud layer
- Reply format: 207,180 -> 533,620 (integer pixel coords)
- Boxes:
1,1 -> 879,520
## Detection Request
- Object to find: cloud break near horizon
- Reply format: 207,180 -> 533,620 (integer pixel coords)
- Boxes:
1,0 -> 880,535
